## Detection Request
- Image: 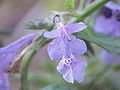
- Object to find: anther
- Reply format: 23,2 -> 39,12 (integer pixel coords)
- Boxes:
114,10 -> 120,22
53,14 -> 61,24
102,7 -> 112,18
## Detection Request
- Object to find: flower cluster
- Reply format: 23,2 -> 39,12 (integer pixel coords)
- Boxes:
94,1 -> 120,64
44,15 -> 87,83
0,33 -> 37,89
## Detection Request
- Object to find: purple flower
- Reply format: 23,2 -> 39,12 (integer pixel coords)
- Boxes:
0,33 -> 36,73
46,35 -> 87,61
94,1 -> 120,64
44,22 -> 87,61
44,15 -> 87,83
94,1 -> 120,36
0,33 -> 37,89
57,55 -> 87,83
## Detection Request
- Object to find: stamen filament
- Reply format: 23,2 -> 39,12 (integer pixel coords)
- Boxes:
59,22 -> 71,40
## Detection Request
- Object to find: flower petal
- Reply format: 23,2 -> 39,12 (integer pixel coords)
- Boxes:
72,58 -> 87,83
57,57 -> 68,74
94,16 -> 116,34
47,37 -> 65,61
57,58 -> 74,83
63,68 -> 74,83
65,22 -> 87,34
105,1 -> 120,10
0,73 -> 11,90
0,33 -> 37,53
0,53 -> 16,73
44,29 -> 61,38
0,33 -> 37,73
68,35 -> 87,56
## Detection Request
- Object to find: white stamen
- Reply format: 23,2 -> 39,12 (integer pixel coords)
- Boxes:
59,22 -> 71,40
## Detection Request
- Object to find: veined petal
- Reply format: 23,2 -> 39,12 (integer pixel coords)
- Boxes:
44,29 -> 61,38
68,35 -> 87,56
0,73 -> 11,90
57,58 -> 74,83
57,57 -> 68,74
63,68 -> 74,83
65,22 -> 87,34
47,37 -> 65,61
72,58 -> 87,83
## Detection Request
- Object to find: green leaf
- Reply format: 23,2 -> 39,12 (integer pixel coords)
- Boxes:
42,84 -> 71,90
64,0 -> 75,9
77,26 -> 120,56
103,71 -> 120,90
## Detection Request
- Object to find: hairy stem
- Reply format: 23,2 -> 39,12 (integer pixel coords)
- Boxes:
20,48 -> 36,90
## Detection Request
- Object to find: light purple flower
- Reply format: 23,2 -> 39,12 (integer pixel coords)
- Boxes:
46,35 -> 87,61
44,15 -> 87,83
0,33 -> 37,73
57,55 -> 87,83
94,1 -> 120,36
44,22 -> 87,61
94,1 -> 120,64
0,33 -> 37,89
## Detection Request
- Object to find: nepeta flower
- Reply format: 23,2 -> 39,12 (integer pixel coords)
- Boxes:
94,1 -> 120,64
44,15 -> 87,83
0,33 -> 36,73
0,33 -> 37,89
95,1 -> 120,36
57,55 -> 87,83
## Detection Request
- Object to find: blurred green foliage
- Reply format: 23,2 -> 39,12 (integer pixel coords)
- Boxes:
78,26 -> 120,56
42,84 -> 71,90
64,0 -> 75,9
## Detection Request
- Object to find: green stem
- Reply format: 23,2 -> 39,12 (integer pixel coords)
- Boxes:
84,65 -> 111,90
20,38 -> 50,90
79,0 -> 87,10
74,0 -> 109,22
20,48 -> 36,90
